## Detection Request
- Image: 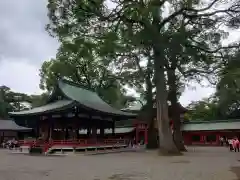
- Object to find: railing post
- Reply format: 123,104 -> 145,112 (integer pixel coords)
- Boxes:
144,125 -> 148,145
136,128 -> 139,145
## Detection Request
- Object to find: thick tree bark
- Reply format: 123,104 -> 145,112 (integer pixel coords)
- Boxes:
153,47 -> 180,155
145,58 -> 158,149
168,69 -> 187,152
147,118 -> 158,149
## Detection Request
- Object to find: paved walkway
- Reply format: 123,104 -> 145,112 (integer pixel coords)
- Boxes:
1,146 -> 240,180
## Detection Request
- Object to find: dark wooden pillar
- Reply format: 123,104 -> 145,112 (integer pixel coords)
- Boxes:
144,124 -> 148,145
36,118 -> 40,138
87,128 -> 91,137
100,122 -> 105,139
136,124 -> 139,144
74,116 -> 80,140
200,134 -> 205,144
65,128 -> 69,140
87,119 -> 91,137
59,119 -> 64,140
49,118 -> 54,140
92,125 -> 97,141
92,118 -> 96,138
76,128 -> 80,139
100,125 -> 105,139
2,132 -> 4,142
112,120 -> 115,137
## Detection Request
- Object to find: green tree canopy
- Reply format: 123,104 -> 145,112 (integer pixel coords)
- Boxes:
39,56 -> 135,109
216,51 -> 240,115
186,97 -> 223,121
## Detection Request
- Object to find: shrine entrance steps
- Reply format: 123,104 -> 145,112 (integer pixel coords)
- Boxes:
12,144 -> 144,156
46,144 -> 129,155
14,139 -> 141,155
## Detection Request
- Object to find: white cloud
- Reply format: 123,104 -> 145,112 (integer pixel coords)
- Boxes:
0,59 -> 42,95
0,0 -> 58,66
179,83 -> 215,106
0,0 -> 57,95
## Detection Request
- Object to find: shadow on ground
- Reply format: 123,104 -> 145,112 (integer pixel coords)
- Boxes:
108,173 -> 149,180
230,166 -> 240,180
171,160 -> 190,164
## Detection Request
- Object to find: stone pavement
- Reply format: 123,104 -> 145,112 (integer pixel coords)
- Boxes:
0,146 -> 240,180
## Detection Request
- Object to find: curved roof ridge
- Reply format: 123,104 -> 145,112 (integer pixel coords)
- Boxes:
59,78 -> 96,93
58,80 -> 136,117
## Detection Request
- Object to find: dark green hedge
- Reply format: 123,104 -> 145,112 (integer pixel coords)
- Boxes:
29,147 -> 43,154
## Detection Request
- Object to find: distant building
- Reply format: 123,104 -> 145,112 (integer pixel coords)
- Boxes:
0,120 -> 31,142
182,119 -> 240,145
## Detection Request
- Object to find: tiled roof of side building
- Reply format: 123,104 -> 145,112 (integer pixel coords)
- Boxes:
9,100 -> 75,116
181,119 -> 240,131
0,120 -> 32,131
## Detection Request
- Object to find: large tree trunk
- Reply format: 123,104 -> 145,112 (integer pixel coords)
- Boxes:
147,118 -> 158,149
173,121 -> 186,151
168,69 -> 187,152
153,47 -> 180,155
145,58 -> 158,149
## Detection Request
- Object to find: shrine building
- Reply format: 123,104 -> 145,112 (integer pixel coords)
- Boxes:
9,79 -> 141,153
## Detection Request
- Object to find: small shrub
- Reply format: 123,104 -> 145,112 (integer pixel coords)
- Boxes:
29,147 -> 43,154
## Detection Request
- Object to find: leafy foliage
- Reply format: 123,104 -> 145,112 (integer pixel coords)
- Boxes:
0,85 -> 50,118
187,97 -> 222,121
39,56 -> 134,108
216,51 -> 240,115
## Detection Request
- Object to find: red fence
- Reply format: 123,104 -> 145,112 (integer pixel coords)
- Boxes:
18,138 -> 127,147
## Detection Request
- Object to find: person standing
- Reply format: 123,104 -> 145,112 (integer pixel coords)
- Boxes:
233,138 -> 239,152
220,137 -> 224,146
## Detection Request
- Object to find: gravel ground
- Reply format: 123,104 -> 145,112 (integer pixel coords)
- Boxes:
1,146 -> 240,180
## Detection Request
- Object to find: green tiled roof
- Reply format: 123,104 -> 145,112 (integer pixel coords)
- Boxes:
9,80 -> 136,117
9,100 -> 75,116
79,127 -> 135,135
58,80 -> 136,116
181,120 -> 240,131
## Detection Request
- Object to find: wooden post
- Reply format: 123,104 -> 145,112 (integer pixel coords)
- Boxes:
136,125 -> 139,145
49,118 -> 54,140
200,134 -> 205,144
92,127 -> 97,142
111,120 -> 115,136
87,116 -> 92,138
76,128 -> 80,139
36,117 -> 40,138
100,123 -> 104,139
87,121 -> 91,137
65,128 -> 69,140
216,134 -> 220,145
75,116 -> 80,140
49,127 -> 52,140
144,124 -> 148,145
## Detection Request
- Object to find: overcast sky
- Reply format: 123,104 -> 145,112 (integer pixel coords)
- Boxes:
0,0 -> 239,106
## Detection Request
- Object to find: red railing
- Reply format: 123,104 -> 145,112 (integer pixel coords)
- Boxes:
18,138 -> 128,153
18,138 -> 127,147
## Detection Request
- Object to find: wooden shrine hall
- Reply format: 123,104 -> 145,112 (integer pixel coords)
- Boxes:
9,79 -> 142,153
